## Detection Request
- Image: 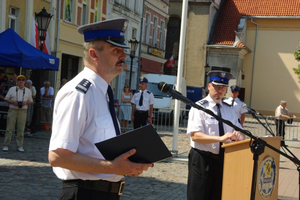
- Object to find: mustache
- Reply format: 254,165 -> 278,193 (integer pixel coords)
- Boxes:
116,60 -> 125,65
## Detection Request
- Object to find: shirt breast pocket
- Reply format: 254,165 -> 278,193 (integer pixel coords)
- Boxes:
95,115 -> 113,129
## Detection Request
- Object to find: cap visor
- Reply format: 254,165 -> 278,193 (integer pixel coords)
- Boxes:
106,40 -> 130,49
211,81 -> 228,87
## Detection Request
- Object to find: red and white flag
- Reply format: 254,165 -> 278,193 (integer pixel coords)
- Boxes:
166,55 -> 175,68
30,16 -> 39,49
30,16 -> 51,55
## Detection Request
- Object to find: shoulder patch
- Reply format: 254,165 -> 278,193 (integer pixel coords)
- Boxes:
222,100 -> 231,107
147,90 -> 151,94
199,99 -> 208,105
75,79 -> 91,94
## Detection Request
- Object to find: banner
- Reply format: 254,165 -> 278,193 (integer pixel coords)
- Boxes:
166,55 -> 175,68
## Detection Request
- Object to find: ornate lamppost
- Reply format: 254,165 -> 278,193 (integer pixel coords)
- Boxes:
128,38 -> 139,90
30,7 -> 52,131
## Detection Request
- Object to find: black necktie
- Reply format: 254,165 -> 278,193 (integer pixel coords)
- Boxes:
216,103 -> 225,162
139,91 -> 143,106
107,85 -> 121,136
231,98 -> 235,106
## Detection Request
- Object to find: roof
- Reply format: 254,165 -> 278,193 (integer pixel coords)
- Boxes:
209,0 -> 300,46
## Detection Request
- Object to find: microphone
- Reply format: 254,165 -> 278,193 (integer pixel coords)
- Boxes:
158,82 -> 193,105
242,103 -> 260,115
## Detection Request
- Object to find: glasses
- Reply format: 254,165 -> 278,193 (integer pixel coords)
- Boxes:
17,79 -> 25,81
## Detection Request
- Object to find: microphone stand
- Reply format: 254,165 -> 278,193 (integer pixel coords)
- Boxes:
169,92 -> 300,200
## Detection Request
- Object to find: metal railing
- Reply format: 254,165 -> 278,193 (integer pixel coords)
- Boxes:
117,104 -> 300,142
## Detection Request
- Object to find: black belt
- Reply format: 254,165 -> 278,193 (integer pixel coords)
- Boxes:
193,148 -> 219,160
63,179 -> 125,195
136,110 -> 148,113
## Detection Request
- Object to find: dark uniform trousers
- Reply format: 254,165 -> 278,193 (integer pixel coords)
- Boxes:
187,148 -> 223,200
133,110 -> 148,129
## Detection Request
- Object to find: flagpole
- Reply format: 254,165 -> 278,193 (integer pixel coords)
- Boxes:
172,0 -> 188,155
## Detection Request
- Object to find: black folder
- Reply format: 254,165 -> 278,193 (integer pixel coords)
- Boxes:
95,124 -> 172,163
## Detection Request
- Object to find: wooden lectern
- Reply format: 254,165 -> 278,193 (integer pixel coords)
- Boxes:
222,137 -> 282,200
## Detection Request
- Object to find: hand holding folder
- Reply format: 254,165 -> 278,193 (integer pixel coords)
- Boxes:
95,125 -> 172,163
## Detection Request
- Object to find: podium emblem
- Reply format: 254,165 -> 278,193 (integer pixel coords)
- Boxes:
258,155 -> 276,199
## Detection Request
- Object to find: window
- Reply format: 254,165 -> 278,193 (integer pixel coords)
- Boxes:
152,17 -> 158,47
134,1 -> 139,12
95,0 -> 99,22
82,0 -> 87,25
144,13 -> 150,44
159,21 -> 165,49
132,28 -> 137,39
9,7 -> 19,32
65,0 -> 73,22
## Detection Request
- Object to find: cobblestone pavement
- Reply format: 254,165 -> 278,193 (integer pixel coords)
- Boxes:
0,127 -> 299,200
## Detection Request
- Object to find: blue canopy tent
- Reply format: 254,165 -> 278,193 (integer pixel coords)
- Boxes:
0,28 -> 59,70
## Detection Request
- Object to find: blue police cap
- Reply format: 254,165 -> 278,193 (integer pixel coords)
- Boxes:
207,70 -> 233,86
139,77 -> 148,83
78,18 -> 129,49
230,85 -> 240,91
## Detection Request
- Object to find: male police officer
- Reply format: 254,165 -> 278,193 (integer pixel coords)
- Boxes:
223,85 -> 248,126
131,77 -> 155,129
186,70 -> 245,200
48,18 -> 153,200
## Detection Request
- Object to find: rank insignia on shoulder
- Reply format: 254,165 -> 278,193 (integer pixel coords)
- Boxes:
147,91 -> 151,94
199,99 -> 208,105
76,79 -> 91,94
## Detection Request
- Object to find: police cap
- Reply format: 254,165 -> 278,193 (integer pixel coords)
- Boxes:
207,70 -> 233,86
139,77 -> 148,83
78,18 -> 129,49
230,85 -> 240,91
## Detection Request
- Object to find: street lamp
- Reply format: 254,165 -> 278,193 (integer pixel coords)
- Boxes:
128,38 -> 139,90
30,8 -> 52,132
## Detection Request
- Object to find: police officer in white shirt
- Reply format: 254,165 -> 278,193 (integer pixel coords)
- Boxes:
131,77 -> 155,129
48,18 -> 153,200
223,85 -> 248,126
186,70 -> 245,200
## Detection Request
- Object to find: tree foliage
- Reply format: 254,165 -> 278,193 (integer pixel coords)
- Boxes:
293,39 -> 300,83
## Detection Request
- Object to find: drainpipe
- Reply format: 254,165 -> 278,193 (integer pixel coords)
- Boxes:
54,0 -> 61,93
249,18 -> 258,107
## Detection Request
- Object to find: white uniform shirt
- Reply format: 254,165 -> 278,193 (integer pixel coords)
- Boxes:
223,97 -> 248,118
187,95 -> 242,154
5,86 -> 32,109
49,67 -> 123,182
131,89 -> 155,111
40,86 -> 54,107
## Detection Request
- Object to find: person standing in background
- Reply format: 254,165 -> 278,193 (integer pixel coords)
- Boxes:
131,77 -> 155,129
25,80 -> 36,129
275,100 -> 297,146
59,78 -> 68,89
3,75 -> 32,152
40,81 -> 54,130
223,85 -> 248,126
119,85 -> 133,133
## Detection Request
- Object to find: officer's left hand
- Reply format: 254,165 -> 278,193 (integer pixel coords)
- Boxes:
230,131 -> 245,141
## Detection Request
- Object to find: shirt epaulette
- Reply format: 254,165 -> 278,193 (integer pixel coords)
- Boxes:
222,100 -> 231,107
135,91 -> 139,94
75,79 -> 91,94
147,91 -> 151,94
199,99 -> 208,105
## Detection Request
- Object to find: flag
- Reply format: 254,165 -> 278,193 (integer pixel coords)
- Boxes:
30,16 -> 51,55
30,16 -> 39,49
42,30 -> 51,55
166,55 -> 175,68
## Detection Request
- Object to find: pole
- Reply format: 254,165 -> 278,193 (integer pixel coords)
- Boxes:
172,0 -> 188,155
30,41 -> 43,132
129,55 -> 134,90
